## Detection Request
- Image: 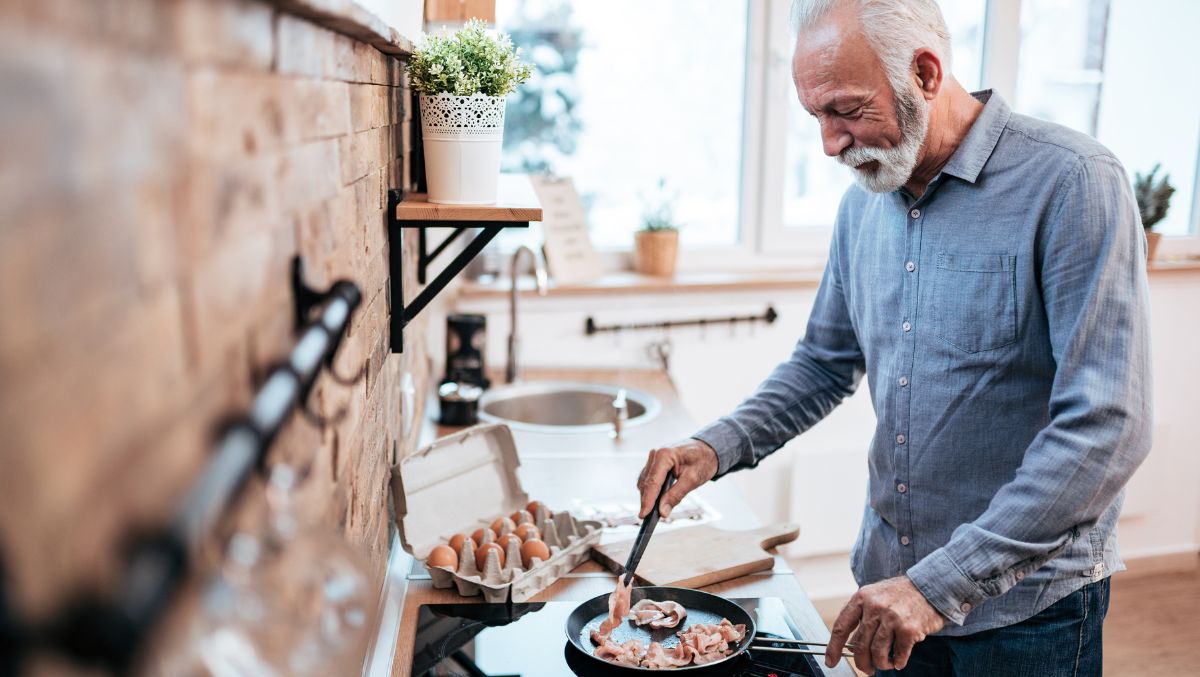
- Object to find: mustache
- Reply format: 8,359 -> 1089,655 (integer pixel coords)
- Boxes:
838,144 -> 904,169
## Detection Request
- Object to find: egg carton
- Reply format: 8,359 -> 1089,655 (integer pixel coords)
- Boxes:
424,504 -> 603,603
393,423 -> 605,604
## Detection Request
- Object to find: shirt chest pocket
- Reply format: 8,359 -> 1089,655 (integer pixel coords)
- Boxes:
931,252 -> 1018,353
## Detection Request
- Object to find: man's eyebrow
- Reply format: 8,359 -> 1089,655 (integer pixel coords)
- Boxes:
799,94 -> 866,117
821,96 -> 867,112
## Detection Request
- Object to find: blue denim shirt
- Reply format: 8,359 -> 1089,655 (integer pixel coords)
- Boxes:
695,91 -> 1152,635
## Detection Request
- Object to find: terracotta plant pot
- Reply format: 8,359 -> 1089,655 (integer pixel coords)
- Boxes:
1145,230 -> 1162,265
634,230 -> 679,277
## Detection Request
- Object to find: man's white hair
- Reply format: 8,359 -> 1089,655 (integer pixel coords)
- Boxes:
791,0 -> 953,95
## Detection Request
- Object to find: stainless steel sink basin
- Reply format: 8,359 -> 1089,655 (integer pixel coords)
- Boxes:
477,381 -> 661,433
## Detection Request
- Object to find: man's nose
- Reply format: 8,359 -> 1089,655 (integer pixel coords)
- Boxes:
820,121 -> 853,157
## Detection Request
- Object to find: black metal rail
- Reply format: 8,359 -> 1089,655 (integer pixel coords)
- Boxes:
0,258 -> 362,673
585,306 -> 779,336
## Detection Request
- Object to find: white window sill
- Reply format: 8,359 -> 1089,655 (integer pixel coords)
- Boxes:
458,268 -> 825,301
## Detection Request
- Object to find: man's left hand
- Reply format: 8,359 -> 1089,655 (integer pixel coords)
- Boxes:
825,575 -> 946,674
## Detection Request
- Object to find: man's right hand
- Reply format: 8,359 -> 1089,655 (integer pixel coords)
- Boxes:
636,440 -> 719,519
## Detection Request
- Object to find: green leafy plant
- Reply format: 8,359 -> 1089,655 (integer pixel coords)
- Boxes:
1133,164 -> 1176,231
639,177 -> 681,233
408,18 -> 534,97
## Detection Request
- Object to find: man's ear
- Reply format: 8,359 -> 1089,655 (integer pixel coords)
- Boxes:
912,49 -> 943,100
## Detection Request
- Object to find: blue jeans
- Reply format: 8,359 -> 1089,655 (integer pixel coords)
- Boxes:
876,577 -> 1110,676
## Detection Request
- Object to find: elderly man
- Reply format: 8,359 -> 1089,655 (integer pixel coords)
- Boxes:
636,0 -> 1151,674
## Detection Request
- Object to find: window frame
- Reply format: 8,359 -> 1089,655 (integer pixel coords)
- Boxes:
1160,136 -> 1200,258
753,0 -> 839,258
674,0 -> 830,271
754,0 -> 1200,258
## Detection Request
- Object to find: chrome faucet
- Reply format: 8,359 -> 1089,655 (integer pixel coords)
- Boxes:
611,388 -> 628,440
506,246 -> 548,383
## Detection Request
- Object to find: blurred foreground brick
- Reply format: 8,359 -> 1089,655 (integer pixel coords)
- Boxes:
0,2 -> 430,658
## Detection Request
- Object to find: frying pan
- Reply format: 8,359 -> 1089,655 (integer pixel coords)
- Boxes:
564,586 -> 757,671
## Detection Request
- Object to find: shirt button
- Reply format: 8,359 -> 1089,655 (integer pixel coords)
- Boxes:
902,321 -> 912,332
960,602 -> 972,613
905,261 -> 916,272
897,483 -> 908,493
896,434 -> 906,445
898,376 -> 909,387
1015,571 -> 1025,582
900,535 -> 911,546
910,208 -> 921,219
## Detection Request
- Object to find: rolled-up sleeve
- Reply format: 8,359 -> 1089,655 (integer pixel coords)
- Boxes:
694,221 -> 866,477
906,154 -> 1153,625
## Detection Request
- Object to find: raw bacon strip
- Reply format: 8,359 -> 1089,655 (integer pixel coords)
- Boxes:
591,633 -> 646,666
677,619 -> 747,645
642,641 -> 694,668
598,575 -> 635,636
672,619 -> 747,665
630,599 -> 687,629
616,640 -> 647,666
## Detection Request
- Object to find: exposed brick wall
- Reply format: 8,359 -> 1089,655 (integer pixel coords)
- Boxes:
0,0 -> 430,636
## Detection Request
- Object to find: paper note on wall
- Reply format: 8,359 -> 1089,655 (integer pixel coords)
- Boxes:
529,176 -> 604,285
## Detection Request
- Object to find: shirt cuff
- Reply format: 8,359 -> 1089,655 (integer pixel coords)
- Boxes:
691,418 -> 748,477
906,547 -> 988,626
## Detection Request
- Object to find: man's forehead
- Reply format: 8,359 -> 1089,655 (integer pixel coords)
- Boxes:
792,13 -> 883,107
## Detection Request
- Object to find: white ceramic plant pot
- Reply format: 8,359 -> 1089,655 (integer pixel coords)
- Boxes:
420,93 -> 506,205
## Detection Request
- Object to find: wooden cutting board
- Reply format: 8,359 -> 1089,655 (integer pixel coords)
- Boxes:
590,523 -> 800,589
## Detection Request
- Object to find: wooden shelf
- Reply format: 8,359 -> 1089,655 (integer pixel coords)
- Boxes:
387,175 -> 541,353
394,174 -> 542,223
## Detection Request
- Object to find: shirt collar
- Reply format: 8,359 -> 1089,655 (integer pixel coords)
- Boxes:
939,89 -> 1011,184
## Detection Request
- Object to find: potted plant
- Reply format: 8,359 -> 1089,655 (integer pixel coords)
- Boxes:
408,19 -> 533,204
1133,164 -> 1175,264
634,178 -> 681,277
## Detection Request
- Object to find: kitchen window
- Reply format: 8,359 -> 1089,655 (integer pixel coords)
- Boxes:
495,0 -> 749,253
492,0 -> 1199,265
1004,0 -> 1200,250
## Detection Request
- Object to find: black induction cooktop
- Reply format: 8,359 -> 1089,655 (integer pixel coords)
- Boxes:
410,597 -> 824,676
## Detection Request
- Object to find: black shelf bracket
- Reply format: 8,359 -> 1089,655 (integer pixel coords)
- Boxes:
387,189 -> 529,353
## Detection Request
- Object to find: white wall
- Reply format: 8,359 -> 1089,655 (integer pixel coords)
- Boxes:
451,270 -> 1200,598
354,0 -> 425,40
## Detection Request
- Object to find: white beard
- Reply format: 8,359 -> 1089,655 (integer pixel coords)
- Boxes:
838,85 -> 929,193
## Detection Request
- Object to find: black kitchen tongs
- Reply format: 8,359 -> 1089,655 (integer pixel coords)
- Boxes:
623,471 -> 676,586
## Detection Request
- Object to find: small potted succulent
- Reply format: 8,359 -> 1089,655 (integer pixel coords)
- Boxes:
408,19 -> 533,204
1133,164 -> 1175,264
634,178 -> 681,277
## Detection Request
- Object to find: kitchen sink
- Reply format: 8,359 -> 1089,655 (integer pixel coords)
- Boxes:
477,381 -> 661,434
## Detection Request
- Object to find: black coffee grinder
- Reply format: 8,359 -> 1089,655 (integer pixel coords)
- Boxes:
445,314 -> 489,388
440,314 -> 488,425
